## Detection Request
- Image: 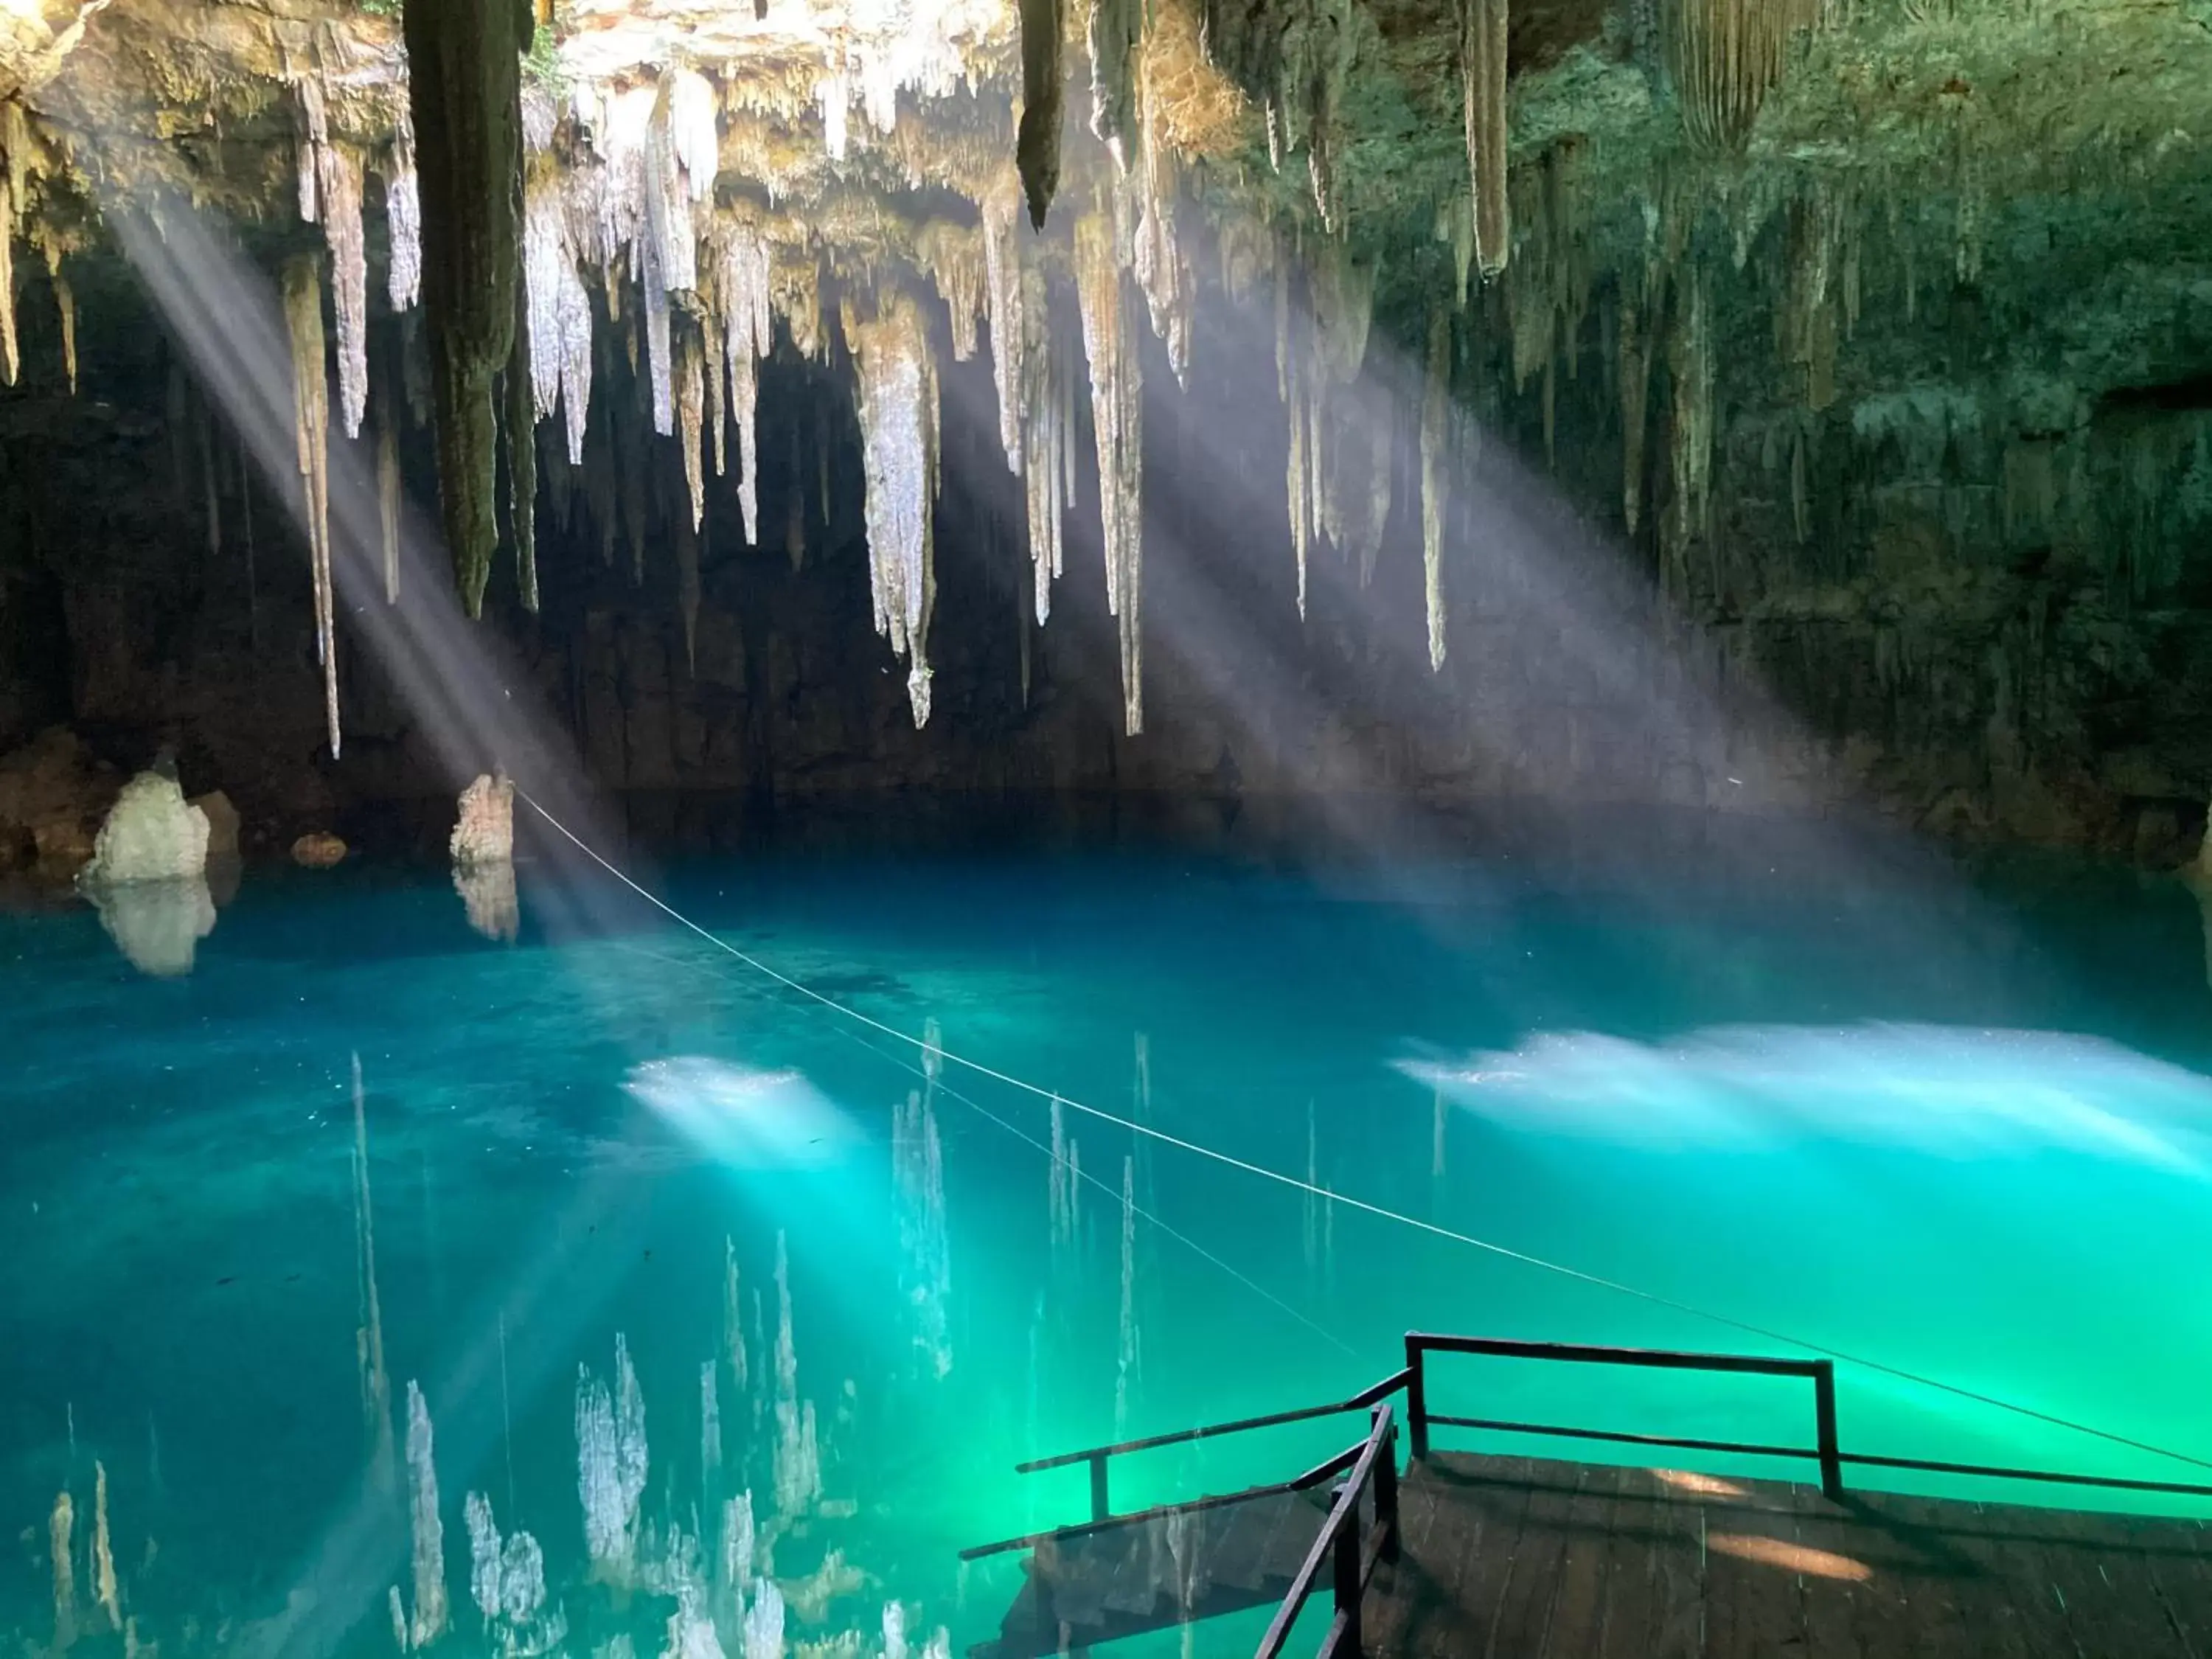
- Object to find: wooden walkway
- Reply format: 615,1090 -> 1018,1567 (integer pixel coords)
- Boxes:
978,1451 -> 2212,1658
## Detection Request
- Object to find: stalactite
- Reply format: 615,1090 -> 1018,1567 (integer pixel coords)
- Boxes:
847,293 -> 939,727
403,0 -> 529,613
1076,212 -> 1144,736
1459,0 -> 1509,277
646,68 -> 719,299
785,423 -> 806,569
387,113 -> 422,312
319,145 -> 370,438
678,324 -> 706,530
703,308 -> 726,479
644,237 -> 674,437
674,482 -> 700,675
378,364 -> 402,602
1023,282 -> 1065,627
982,171 -> 1026,473
44,244 -> 72,392
1133,105 -> 1194,386
406,1382 -> 448,1648
0,170 -> 17,386
198,410 -> 221,563
1664,266 -> 1714,591
1618,293 -> 1650,535
1422,306 -> 1452,671
717,223 -> 773,545
1090,0 -> 1142,164
1018,0 -> 1067,227
508,268 -> 538,615
1664,0 -> 1824,149
283,254 -> 341,759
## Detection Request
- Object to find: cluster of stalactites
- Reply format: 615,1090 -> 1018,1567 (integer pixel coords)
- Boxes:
524,159 -> 594,467
1503,147 -> 1593,467
1195,0 -> 1356,228
1663,0 -> 1827,150
847,291 -> 942,728
283,254 -> 342,760
293,72 -> 372,439
1076,209 -> 1145,737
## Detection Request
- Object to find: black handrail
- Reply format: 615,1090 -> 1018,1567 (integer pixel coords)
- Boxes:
1254,1405 -> 1399,1659
1404,1333 -> 1844,1501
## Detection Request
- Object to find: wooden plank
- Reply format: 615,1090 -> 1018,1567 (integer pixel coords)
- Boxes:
2039,1507 -> 2191,1658
1536,1462 -> 1628,1659
1413,1454 -> 1538,1659
1591,1468 -> 1687,1659
1480,1461 -> 1587,1659
1785,1494 -> 1871,1659
1700,1478 -> 1812,1659
1366,1454 -> 1446,1655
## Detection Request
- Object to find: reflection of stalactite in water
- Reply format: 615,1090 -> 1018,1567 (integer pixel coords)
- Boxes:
772,1233 -> 821,1517
352,1055 -> 397,1489
894,1085 -> 953,1380
577,1335 -> 650,1585
702,1361 -> 722,1481
406,1381 -> 448,1647
724,1237 -> 749,1402
92,1463 -> 117,1632
49,1489 -> 74,1651
1114,1155 -> 1138,1436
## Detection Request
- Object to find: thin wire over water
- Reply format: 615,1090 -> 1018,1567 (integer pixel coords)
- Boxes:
519,786 -> 2212,1478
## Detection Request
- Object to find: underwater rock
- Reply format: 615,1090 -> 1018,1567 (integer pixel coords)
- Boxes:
88,873 -> 217,977
80,771 -> 209,886
291,832 -> 348,869
450,771 -> 515,868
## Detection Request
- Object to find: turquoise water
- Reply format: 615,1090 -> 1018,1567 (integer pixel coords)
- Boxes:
4,818 -> 2212,1655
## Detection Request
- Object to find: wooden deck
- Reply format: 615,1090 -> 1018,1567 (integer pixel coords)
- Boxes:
980,1451 -> 2212,1658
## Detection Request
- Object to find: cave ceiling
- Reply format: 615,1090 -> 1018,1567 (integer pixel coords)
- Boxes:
2,0 -> 2211,756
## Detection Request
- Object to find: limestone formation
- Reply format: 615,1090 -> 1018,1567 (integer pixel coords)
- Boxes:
80,771 -> 210,887
450,771 -> 515,869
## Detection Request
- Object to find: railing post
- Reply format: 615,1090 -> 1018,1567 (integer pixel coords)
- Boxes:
1374,1408 -> 1401,1566
1089,1453 -> 1110,1522
1812,1361 -> 1844,1503
1404,1335 -> 1428,1462
1332,1485 -> 1364,1656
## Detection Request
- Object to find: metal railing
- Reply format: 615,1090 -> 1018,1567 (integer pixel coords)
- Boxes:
967,1330 -> 2212,1657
